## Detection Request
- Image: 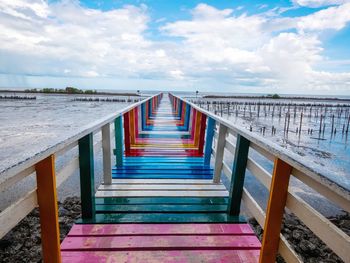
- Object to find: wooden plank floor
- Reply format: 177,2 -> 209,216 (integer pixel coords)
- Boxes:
61,94 -> 260,262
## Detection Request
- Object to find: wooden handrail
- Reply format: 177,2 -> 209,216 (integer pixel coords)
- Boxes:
171,93 -> 350,209
0,94 -> 159,186
0,93 -> 161,262
171,93 -> 350,263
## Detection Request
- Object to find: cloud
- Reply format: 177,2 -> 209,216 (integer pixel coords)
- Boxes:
0,1 -> 349,94
0,0 -> 174,79
292,0 -> 349,8
297,3 -> 350,31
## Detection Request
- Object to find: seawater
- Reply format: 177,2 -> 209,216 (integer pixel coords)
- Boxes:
0,93 -> 134,173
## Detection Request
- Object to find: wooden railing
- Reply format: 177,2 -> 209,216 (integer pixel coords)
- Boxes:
0,93 -> 161,263
171,93 -> 350,263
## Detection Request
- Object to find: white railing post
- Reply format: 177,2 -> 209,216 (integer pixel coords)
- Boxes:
213,123 -> 227,183
102,123 -> 112,185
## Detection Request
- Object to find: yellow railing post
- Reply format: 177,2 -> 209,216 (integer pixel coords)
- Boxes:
36,155 -> 61,263
259,158 -> 292,263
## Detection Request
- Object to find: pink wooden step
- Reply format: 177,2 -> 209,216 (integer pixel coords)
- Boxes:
61,250 -> 260,263
61,235 -> 260,251
67,223 -> 255,236
61,223 -> 261,263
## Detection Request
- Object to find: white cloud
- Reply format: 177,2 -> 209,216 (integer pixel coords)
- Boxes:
297,3 -> 350,31
292,0 -> 349,8
0,1 -> 349,94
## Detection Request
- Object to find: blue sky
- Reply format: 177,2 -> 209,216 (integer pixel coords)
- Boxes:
0,0 -> 350,94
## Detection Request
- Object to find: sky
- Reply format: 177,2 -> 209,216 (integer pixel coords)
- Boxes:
0,0 -> 350,95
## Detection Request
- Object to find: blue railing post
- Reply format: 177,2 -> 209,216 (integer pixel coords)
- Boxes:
204,117 -> 215,165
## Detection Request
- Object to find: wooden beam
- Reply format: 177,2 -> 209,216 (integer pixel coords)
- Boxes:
213,123 -> 227,183
197,113 -> 207,155
227,134 -> 250,215
259,158 -> 292,263
35,155 -> 61,263
102,123 -> 112,185
78,133 -> 95,219
123,112 -> 131,155
204,117 -> 215,165
114,116 -> 123,166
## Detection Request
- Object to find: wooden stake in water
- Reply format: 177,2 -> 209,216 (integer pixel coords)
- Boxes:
299,112 -> 303,136
286,113 -> 290,134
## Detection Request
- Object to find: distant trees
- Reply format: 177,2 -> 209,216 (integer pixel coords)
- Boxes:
24,87 -> 97,94
267,93 -> 280,99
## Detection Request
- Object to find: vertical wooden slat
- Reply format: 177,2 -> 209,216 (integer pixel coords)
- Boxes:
35,155 -> 61,263
114,116 -> 123,166
227,134 -> 250,215
259,158 -> 292,263
78,133 -> 95,219
123,112 -> 131,156
197,113 -> 207,154
193,110 -> 202,147
102,123 -> 112,185
129,109 -> 136,145
213,123 -> 227,183
204,117 -> 215,165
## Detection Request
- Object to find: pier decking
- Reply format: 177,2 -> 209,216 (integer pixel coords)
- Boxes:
61,94 -> 261,262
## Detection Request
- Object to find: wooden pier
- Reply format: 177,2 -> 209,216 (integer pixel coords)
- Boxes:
0,93 -> 349,262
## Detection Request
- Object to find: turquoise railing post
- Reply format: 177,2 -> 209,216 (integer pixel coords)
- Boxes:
78,133 -> 95,219
227,134 -> 250,215
184,104 -> 191,131
114,116 -> 123,167
204,117 -> 215,165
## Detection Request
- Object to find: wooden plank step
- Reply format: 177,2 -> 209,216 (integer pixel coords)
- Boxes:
95,197 -> 228,205
110,179 -> 218,184
111,175 -> 213,179
61,235 -> 260,251
111,169 -> 213,174
61,250 -> 260,263
98,184 -> 226,191
114,165 -> 212,170
76,213 -> 246,224
66,223 -> 255,236
95,190 -> 229,198
95,204 -> 227,213
124,157 -> 204,161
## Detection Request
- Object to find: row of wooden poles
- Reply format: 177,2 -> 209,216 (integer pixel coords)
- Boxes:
195,99 -> 350,137
73,97 -> 141,103
194,99 -> 350,119
0,95 -> 36,100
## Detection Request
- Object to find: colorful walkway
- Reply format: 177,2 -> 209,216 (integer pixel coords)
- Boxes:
61,94 -> 261,262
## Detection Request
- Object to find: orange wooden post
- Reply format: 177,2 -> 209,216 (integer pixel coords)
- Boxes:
259,158 -> 292,263
35,155 -> 61,263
